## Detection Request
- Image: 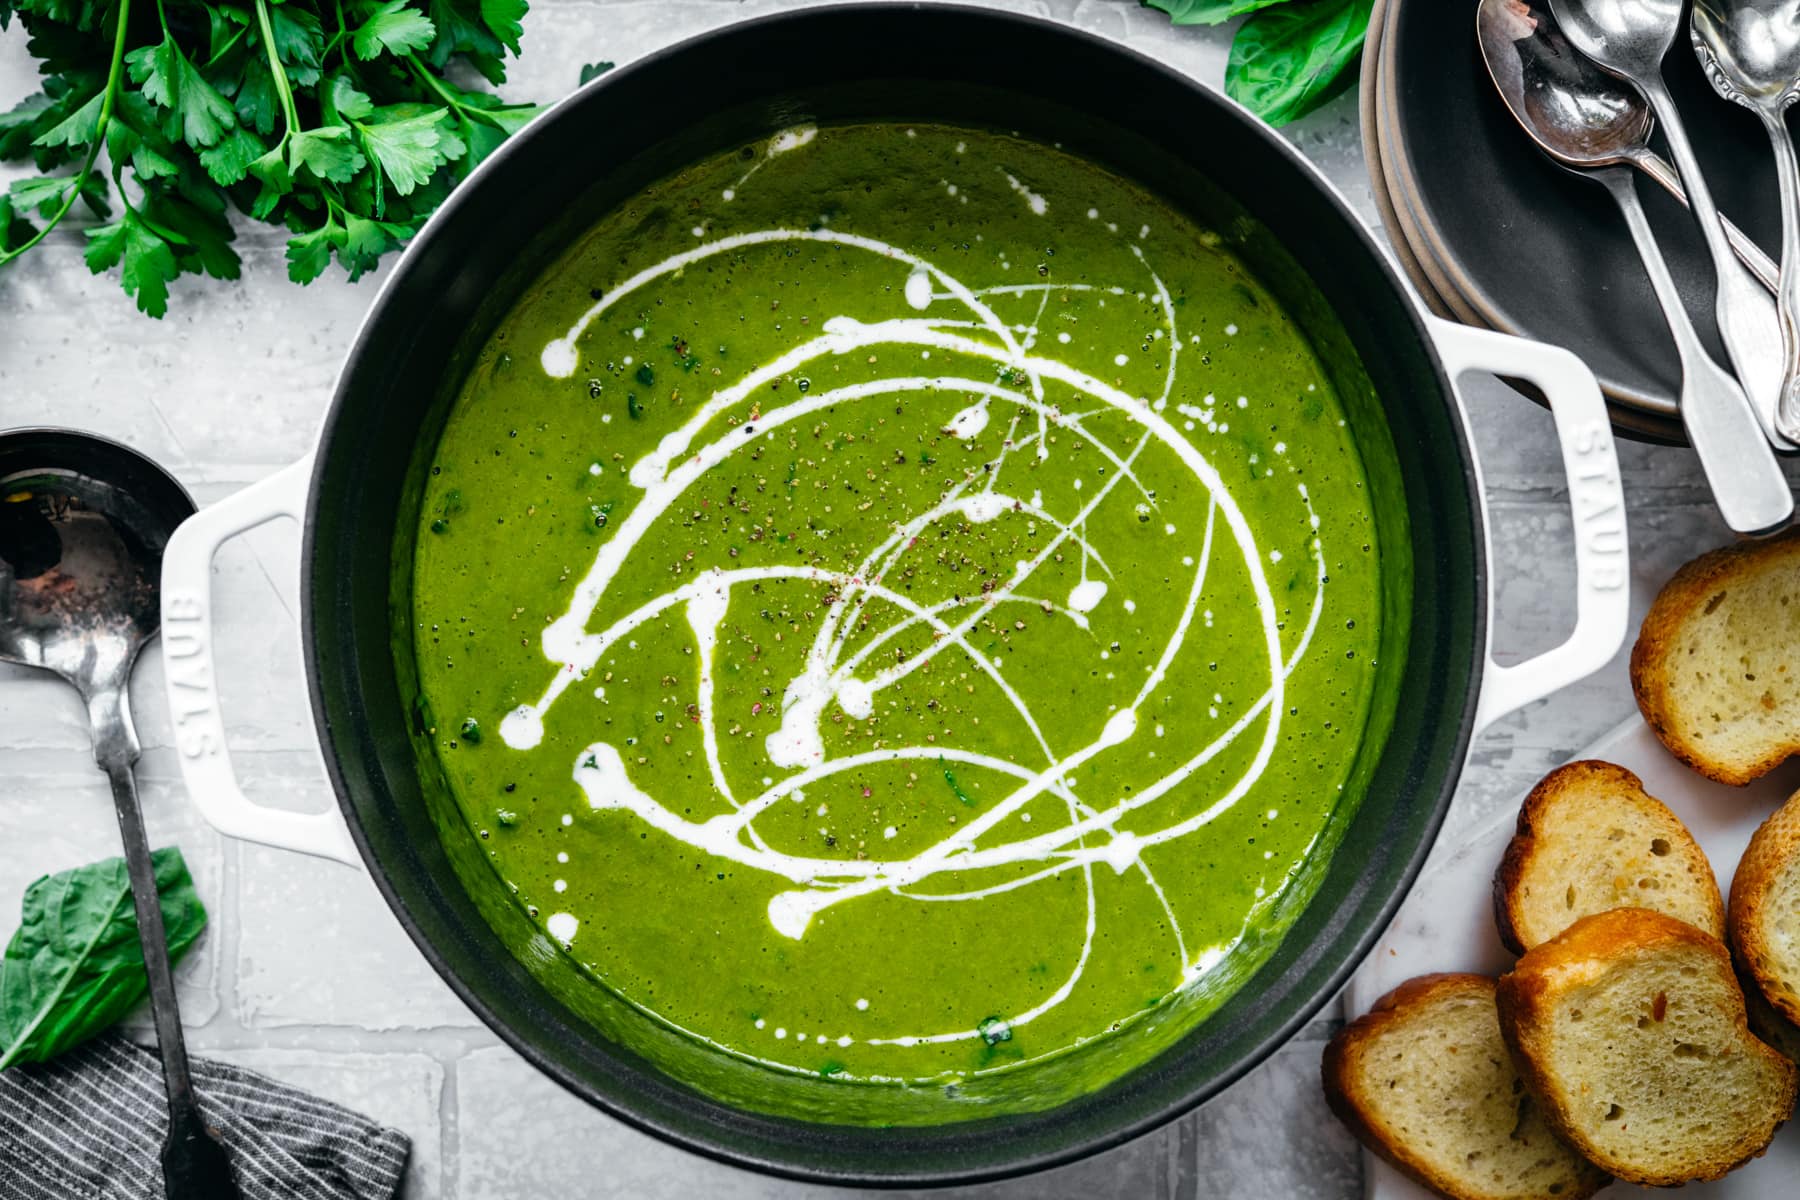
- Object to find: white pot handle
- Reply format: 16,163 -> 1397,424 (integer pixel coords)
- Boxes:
160,455 -> 361,866
159,326 -> 1624,862
1427,318 -> 1631,733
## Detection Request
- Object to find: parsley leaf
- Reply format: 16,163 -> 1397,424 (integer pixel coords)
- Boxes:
32,90 -> 104,149
126,32 -> 237,148
141,190 -> 240,281
197,126 -> 266,185
9,174 -> 79,217
324,74 -> 374,122
355,105 -> 463,201
0,196 -> 33,252
266,4 -> 325,85
0,93 -> 56,157
245,143 -> 294,217
479,0 -> 525,55
109,94 -> 185,181
1,0 -> 543,313
84,209 -> 180,317
353,0 -> 437,60
289,124 -> 366,183
285,213 -> 338,283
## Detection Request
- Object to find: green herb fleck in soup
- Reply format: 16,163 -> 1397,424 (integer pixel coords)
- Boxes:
410,123 -> 1395,1110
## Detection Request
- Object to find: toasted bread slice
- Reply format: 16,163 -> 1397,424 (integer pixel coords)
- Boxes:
1494,760 -> 1723,953
1324,974 -> 1608,1200
1630,529 -> 1800,785
1730,788 -> 1800,1027
1496,909 -> 1797,1185
1741,967 -> 1800,1064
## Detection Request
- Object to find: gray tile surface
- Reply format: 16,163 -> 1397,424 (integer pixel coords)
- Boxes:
4,2 -> 1795,1196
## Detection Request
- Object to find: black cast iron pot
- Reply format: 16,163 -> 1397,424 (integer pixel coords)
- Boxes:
156,4 -> 1631,1186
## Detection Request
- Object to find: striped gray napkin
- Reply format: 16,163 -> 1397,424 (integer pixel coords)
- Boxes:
0,1035 -> 410,1199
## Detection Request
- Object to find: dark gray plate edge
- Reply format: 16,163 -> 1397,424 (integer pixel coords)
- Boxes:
1377,0 -> 1690,444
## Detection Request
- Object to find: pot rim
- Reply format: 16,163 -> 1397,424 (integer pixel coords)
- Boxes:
300,3 -> 1487,1186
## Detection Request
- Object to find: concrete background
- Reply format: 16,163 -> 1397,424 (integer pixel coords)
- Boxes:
3,1 -> 1791,1195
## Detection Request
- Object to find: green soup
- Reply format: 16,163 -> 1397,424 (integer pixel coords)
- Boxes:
410,122 -> 1398,1115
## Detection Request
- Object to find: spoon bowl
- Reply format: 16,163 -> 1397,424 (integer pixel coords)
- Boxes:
1553,0 -> 1686,78
0,429 -> 193,691
1475,0 -> 1779,296
1692,0 -> 1800,104
1477,0 -> 1654,168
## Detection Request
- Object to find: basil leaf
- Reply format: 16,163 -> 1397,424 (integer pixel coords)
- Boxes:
1143,0 -> 1289,26
1225,0 -> 1373,126
0,847 -> 208,1067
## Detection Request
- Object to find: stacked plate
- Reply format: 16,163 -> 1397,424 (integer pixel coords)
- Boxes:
1364,0 -> 1793,444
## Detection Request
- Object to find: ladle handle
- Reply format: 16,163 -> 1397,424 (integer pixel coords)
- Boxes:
103,758 -> 242,1200
160,456 -> 359,866
1427,320 -> 1630,732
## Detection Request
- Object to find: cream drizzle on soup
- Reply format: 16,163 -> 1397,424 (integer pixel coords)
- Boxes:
411,122 -> 1393,1090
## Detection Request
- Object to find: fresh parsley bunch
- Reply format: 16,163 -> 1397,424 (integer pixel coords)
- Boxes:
1146,0 -> 1374,127
0,0 -> 541,315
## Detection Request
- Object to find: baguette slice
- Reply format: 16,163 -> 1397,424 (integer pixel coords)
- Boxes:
1494,760 -> 1723,953
1630,529 -> 1800,785
1730,788 -> 1800,1027
1323,974 -> 1608,1200
1741,967 -> 1800,1064
1496,908 -> 1797,1186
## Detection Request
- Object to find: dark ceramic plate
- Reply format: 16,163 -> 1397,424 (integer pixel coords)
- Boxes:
1378,0 -> 1799,446
1372,3 -> 1493,333
1360,0 -> 1457,322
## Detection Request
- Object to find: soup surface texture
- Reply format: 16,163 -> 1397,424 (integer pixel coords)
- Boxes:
411,123 -> 1393,1101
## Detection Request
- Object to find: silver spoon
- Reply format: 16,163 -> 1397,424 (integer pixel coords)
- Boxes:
1479,0 -> 1794,532
1692,0 -> 1800,444
0,430 -> 240,1199
1553,0 -> 1794,451
1477,0 -> 1779,294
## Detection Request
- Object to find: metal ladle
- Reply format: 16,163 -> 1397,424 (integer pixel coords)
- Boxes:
0,429 -> 239,1198
1554,0 -> 1794,452
1692,0 -> 1800,443
1478,0 -> 1795,533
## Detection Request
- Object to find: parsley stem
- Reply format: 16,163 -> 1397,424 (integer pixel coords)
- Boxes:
408,59 -> 468,114
407,58 -> 507,129
0,0 -> 132,268
253,0 -> 303,139
202,24 -> 250,70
